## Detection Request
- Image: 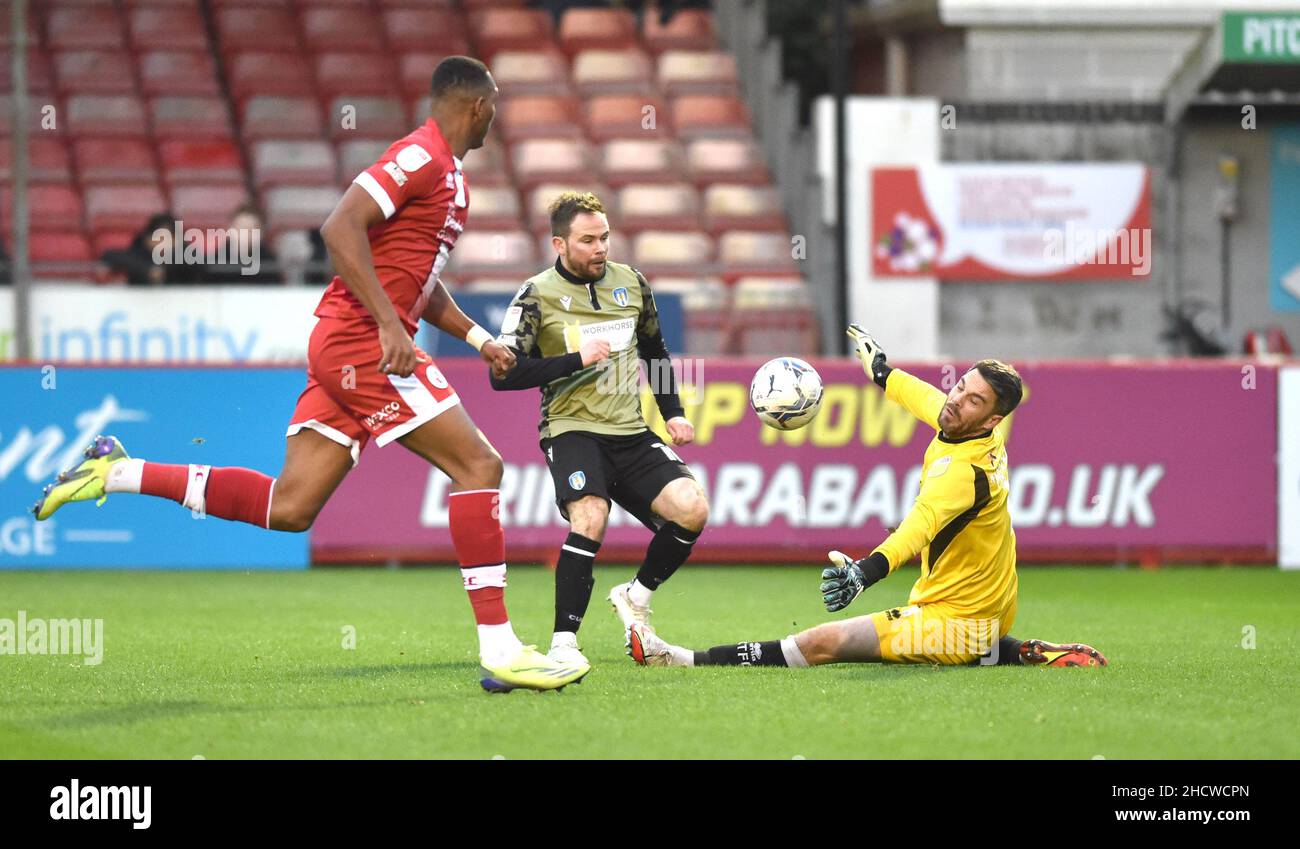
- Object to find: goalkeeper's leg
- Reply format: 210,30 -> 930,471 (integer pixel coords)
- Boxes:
629,616 -> 881,668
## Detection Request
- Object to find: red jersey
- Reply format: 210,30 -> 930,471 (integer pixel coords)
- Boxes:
315,118 -> 470,335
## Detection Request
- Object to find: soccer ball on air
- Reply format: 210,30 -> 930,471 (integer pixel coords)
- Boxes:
749,357 -> 824,430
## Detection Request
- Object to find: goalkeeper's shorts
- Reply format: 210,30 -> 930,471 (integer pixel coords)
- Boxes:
870,601 -> 1016,665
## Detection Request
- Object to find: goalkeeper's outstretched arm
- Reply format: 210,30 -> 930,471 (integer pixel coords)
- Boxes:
846,325 -> 946,430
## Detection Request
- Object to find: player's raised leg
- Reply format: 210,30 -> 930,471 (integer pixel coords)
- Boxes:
628,615 -> 877,668
397,404 -> 590,692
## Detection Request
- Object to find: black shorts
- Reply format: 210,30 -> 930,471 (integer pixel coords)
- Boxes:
541,429 -> 695,531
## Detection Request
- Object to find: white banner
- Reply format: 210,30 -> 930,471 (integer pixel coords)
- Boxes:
0,286 -> 322,363
1281,367 -> 1300,569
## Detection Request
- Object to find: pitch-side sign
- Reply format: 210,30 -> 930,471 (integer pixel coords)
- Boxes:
871,164 -> 1152,280
1281,367 -> 1300,570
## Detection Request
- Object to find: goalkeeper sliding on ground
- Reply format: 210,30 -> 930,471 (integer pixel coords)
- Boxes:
629,326 -> 1108,670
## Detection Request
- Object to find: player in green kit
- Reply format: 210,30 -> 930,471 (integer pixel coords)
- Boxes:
490,192 -> 710,668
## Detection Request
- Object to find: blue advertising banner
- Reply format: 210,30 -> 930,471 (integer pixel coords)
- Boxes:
1270,124 -> 1300,313
418,292 -> 686,357
0,366 -> 309,569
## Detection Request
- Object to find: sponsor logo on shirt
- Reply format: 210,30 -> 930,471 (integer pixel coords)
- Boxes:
382,161 -> 408,186
560,295 -> 572,311
565,317 -> 636,354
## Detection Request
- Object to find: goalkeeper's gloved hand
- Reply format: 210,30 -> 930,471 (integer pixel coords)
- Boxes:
846,324 -> 891,389
820,550 -> 889,613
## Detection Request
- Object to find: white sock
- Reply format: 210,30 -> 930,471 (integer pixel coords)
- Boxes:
478,622 -> 522,667
628,579 -> 653,608
551,631 -> 578,650
781,635 -> 810,668
671,645 -> 695,667
104,458 -> 144,494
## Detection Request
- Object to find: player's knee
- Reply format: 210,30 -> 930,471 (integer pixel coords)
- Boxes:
271,500 -> 318,533
677,485 -> 710,531
797,624 -> 846,665
567,497 -> 609,541
459,447 -> 504,489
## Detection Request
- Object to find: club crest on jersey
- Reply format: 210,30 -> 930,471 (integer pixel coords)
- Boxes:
568,471 -> 586,491
612,287 -> 629,308
560,295 -> 572,311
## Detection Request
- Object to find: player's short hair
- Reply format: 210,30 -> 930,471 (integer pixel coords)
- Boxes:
549,191 -> 607,238
430,56 -> 494,100
972,359 -> 1023,417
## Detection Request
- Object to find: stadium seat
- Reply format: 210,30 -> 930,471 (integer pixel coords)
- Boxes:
466,186 -> 523,230
468,9 -> 553,58
45,7 -> 124,51
616,183 -> 702,232
301,8 -> 384,52
672,96 -> 750,140
716,231 -> 799,281
326,96 -> 407,142
557,8 -> 638,55
584,95 -> 670,142
490,51 -> 571,97
337,138 -> 392,181
5,185 -> 83,232
169,183 -> 249,230
52,51 -> 136,94
382,9 -> 470,54
214,7 -> 299,50
150,95 -> 235,141
445,230 -> 537,277
686,139 -> 769,185
510,138 -> 595,190
643,9 -> 717,53
92,228 -> 136,256
226,51 -> 315,99
158,140 -> 245,184
462,278 -> 527,294
650,274 -> 730,355
262,185 -> 342,234
601,139 -> 684,187
496,96 -> 582,141
460,137 -> 510,188
0,94 -> 59,136
378,0 -> 457,8
398,52 -> 455,99
72,138 -> 158,185
460,0 -> 526,9
241,97 -> 324,141
83,184 -> 167,233
703,185 -> 786,234
315,52 -> 398,99
632,231 -> 713,274
0,138 -> 73,184
572,49 -> 654,98
29,231 -> 94,280
128,4 -> 208,50
138,51 -> 220,96
0,49 -> 54,94
658,51 -> 739,97
525,183 -> 614,234
729,278 -> 818,355
66,95 -> 149,137
0,10 -> 40,49
250,140 -> 337,187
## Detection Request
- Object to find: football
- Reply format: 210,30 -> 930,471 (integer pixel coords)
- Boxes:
749,357 -> 824,430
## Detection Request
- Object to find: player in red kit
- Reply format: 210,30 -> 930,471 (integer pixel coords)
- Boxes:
32,57 -> 589,693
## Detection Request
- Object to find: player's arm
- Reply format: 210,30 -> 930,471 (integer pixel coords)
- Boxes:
634,270 -> 692,444
821,463 -> 977,611
420,281 -> 516,378
846,324 -> 945,429
489,283 -> 607,390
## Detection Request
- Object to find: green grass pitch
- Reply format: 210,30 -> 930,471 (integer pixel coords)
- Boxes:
1,565 -> 1296,759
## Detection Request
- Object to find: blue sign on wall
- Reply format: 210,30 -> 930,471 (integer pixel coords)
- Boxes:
0,367 -> 309,569
1270,125 -> 1300,313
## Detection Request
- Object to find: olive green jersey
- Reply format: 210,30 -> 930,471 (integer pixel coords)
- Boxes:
496,257 -> 683,439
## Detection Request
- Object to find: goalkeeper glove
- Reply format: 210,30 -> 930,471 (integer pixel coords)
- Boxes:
820,551 -> 890,612
846,324 -> 891,389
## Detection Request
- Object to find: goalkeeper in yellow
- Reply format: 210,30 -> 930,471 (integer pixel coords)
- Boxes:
629,326 -> 1108,669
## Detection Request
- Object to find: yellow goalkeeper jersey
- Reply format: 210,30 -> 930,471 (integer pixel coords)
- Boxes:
871,369 -> 1018,622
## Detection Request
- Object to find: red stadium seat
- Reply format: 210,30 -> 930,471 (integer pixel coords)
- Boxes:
301,8 -> 383,52
716,231 -> 799,281
250,140 -> 338,187
92,228 -> 135,256
378,0 -> 456,8
158,140 -> 245,184
0,137 -> 73,184
83,184 -> 168,233
128,4 -> 208,50
525,183 -> 613,233
490,51 -> 571,97
262,185 -> 343,233
703,185 -> 786,234
66,95 -> 149,137
337,139 -> 392,181
51,51 -> 135,94
315,52 -> 397,99
601,139 -> 684,187
0,94 -> 60,136
226,51 -> 315,99
1,10 -> 41,49
572,49 -> 654,98
169,183 -> 249,230
617,183 -> 701,233
510,138 -> 595,190
241,96 -> 324,140
3,185 -> 83,232
686,139 -> 769,186
398,52 -> 455,99
584,95 -> 670,143
445,230 -> 537,277
326,96 -> 408,142
72,137 -> 158,185
631,231 -> 714,274
557,8 -> 637,55
466,187 -> 523,230
496,96 -> 582,141
138,51 -> 220,96
461,137 -> 510,188
468,9 -> 553,58
658,51 -> 739,97
460,0 -> 524,9
382,8 -> 470,54
46,7 -> 124,51
671,95 -> 750,140
643,9 -> 717,53
0,49 -> 54,93
29,231 -> 94,279
214,7 -> 298,50
150,95 -> 235,141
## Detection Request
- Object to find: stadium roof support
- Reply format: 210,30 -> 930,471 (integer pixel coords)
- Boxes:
1165,10 -> 1300,124
9,0 -> 31,360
